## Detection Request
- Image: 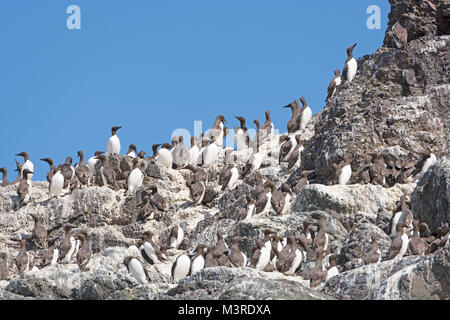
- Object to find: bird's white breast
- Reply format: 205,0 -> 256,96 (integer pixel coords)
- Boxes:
339,164 -> 352,185
107,135 -> 121,155
346,58 -> 358,83
128,258 -> 147,284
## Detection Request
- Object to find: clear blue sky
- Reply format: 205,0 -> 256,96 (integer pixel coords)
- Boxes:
0,0 -> 389,181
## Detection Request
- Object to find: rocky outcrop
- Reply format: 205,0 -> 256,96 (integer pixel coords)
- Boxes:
290,0 -> 449,185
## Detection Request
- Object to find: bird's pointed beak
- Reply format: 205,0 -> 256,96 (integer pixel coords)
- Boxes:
353,43 -> 357,48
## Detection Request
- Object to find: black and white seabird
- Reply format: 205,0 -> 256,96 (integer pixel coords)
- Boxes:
40,158 -> 56,183
279,136 -> 293,164
363,234 -> 381,265
150,144 -> 160,160
58,224 -> 76,263
40,238 -> 59,268
95,155 -> 117,190
107,126 -> 122,155
61,156 -> 76,190
0,167 -> 10,187
283,99 -> 301,133
204,246 -> 220,268
326,70 -> 342,100
190,244 -> 207,274
215,231 -> 228,254
149,184 -> 168,213
169,225 -> 184,249
186,178 -> 206,205
188,137 -> 201,165
219,150 -> 239,191
333,153 -> 352,185
387,222 -> 409,260
267,181 -> 285,216
408,220 -> 428,256
312,219 -> 329,254
299,97 -> 312,131
87,151 -> 104,177
227,237 -> 247,268
206,115 -> 227,147
124,256 -> 149,284
234,116 -> 250,151
16,152 -> 34,181
12,159 -> 22,184
127,158 -> 144,194
17,168 -> 33,209
0,252 -> 9,280
126,144 -> 137,158
342,43 -> 358,83
171,254 -> 191,283
172,136 -> 190,169
75,231 -> 92,271
287,135 -> 304,171
49,165 -> 65,199
15,239 -> 29,274
157,143 -> 174,169
259,110 -> 274,145
309,248 -> 327,288
392,15 -> 409,49
29,213 -> 47,249
75,151 -> 91,187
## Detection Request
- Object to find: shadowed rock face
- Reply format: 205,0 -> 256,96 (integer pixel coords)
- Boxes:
411,159 -> 449,233
0,0 -> 449,300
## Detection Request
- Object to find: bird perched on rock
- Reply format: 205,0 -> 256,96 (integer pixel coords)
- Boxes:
219,150 -> 239,191
205,115 -> 227,147
141,231 -> 167,264
49,165 -> 65,199
126,144 -> 138,158
0,167 -> 10,187
190,244 -> 207,274
171,254 -> 191,283
234,116 -> 250,150
124,256 -> 149,284
17,169 -> 33,209
287,136 -> 304,171
87,151 -> 104,177
107,126 -> 122,155
95,155 -> 117,190
342,43 -> 358,83
58,224 -> 77,263
40,158 -> 56,183
325,254 -> 339,282
408,220 -> 428,256
15,239 -> 29,275
29,213 -> 47,249
172,136 -> 190,169
16,152 -> 34,181
157,143 -> 174,169
61,156 -> 76,191
40,238 -> 59,268
333,153 -> 352,185
312,219 -> 329,254
283,99 -> 301,133
75,151 -> 91,187
326,70 -> 342,100
76,231 -> 92,271
363,234 -> 381,265
227,237 -> 247,268
298,97 -> 312,131
188,137 -> 201,165
387,222 -> 409,260
169,225 -> 184,250
186,178 -> 206,205
309,248 -> 327,288
127,158 -> 144,194
0,252 -> 9,280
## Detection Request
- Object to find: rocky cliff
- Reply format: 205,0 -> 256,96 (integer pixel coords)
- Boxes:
0,0 -> 449,300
